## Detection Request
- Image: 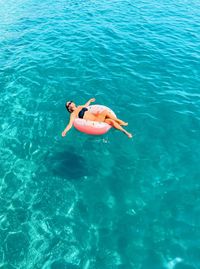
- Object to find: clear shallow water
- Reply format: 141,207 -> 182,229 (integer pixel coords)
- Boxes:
0,0 -> 200,268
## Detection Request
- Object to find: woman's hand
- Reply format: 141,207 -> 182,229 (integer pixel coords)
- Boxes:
62,115 -> 75,137
84,98 -> 96,107
62,130 -> 67,137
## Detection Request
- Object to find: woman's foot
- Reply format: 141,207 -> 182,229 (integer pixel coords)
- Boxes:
124,131 -> 133,138
121,122 -> 128,126
127,132 -> 133,138
117,120 -> 128,126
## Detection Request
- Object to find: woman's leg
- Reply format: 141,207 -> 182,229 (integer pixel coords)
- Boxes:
96,110 -> 128,126
105,119 -> 132,138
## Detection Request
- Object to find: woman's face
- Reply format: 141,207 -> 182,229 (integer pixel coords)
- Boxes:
67,101 -> 76,111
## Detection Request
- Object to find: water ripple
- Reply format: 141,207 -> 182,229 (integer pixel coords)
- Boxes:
1,0 -> 200,268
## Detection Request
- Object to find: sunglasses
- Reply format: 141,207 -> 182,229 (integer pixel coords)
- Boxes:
67,101 -> 73,108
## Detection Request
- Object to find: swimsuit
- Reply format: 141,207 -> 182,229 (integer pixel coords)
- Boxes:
78,107 -> 88,119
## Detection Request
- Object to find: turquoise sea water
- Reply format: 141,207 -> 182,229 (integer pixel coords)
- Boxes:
1,0 -> 200,268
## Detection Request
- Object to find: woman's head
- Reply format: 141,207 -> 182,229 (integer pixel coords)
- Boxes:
66,101 -> 76,113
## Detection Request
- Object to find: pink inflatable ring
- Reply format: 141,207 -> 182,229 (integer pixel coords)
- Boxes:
73,105 -> 116,135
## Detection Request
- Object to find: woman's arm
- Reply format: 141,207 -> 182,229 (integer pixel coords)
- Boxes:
62,113 -> 76,137
84,98 -> 96,107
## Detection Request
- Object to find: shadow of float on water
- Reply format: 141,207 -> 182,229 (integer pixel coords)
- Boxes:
47,148 -> 88,180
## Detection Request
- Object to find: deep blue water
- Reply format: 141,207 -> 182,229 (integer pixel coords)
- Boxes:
1,0 -> 200,268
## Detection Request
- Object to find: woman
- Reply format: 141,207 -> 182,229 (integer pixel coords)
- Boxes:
62,98 -> 132,138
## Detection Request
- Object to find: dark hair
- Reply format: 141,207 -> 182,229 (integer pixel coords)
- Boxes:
65,101 -> 73,113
